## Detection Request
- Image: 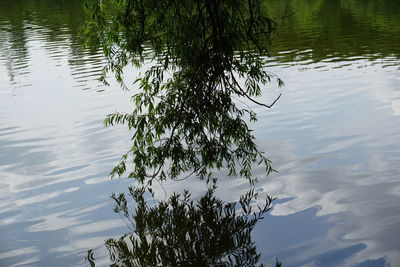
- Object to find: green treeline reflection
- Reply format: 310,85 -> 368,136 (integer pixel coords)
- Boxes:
0,0 -> 86,39
1,0 -> 400,71
0,0 -> 93,83
267,0 -> 400,62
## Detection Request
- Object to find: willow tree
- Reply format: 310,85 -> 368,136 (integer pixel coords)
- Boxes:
84,1 -> 283,265
83,0 -> 281,186
86,187 -> 276,266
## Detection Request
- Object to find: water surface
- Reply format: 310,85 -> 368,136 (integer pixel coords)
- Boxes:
0,0 -> 400,266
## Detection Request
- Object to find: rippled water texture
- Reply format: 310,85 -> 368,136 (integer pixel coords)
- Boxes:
1,0 -> 400,266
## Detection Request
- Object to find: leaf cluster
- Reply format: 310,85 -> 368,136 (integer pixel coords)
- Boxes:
82,0 -> 281,186
89,187 -> 274,267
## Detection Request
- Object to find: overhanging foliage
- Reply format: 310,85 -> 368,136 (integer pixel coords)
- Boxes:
82,0 -> 282,187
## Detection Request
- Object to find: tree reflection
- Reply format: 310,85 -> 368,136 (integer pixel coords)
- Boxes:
0,0 -> 97,84
87,187 -> 281,267
266,0 -> 400,63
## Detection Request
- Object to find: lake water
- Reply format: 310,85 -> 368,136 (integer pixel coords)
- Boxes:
1,0 -> 400,266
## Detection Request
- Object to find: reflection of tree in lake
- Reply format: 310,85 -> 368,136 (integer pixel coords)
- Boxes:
0,0 -> 99,85
267,0 -> 400,63
87,187 -> 280,267
81,0 -> 400,266
2,0 -> 400,84
0,0 -> 86,43
0,4 -> 30,84
82,0 -> 285,264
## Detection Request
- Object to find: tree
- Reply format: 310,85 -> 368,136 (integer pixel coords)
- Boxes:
87,187 -> 275,267
82,0 -> 283,188
82,0 -> 283,265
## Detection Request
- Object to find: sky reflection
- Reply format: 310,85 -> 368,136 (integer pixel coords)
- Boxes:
1,0 -> 400,266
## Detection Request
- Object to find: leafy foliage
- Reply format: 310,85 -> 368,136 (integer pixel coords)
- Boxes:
88,187 -> 275,267
82,0 -> 282,186
82,1 -> 284,265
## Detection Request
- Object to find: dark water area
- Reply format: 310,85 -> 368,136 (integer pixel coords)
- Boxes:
0,0 -> 400,266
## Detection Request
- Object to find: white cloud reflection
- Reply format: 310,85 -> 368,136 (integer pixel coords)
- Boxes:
0,246 -> 38,260
26,203 -> 107,232
70,219 -> 125,236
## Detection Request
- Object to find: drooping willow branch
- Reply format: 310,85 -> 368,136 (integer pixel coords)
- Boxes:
83,0 -> 281,186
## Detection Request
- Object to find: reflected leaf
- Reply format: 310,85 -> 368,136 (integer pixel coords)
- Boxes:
88,187 -> 278,267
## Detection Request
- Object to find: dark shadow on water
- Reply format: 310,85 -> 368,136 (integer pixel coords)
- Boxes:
86,187 -> 282,267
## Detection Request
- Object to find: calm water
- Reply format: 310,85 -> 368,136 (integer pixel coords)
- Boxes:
1,0 -> 400,266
